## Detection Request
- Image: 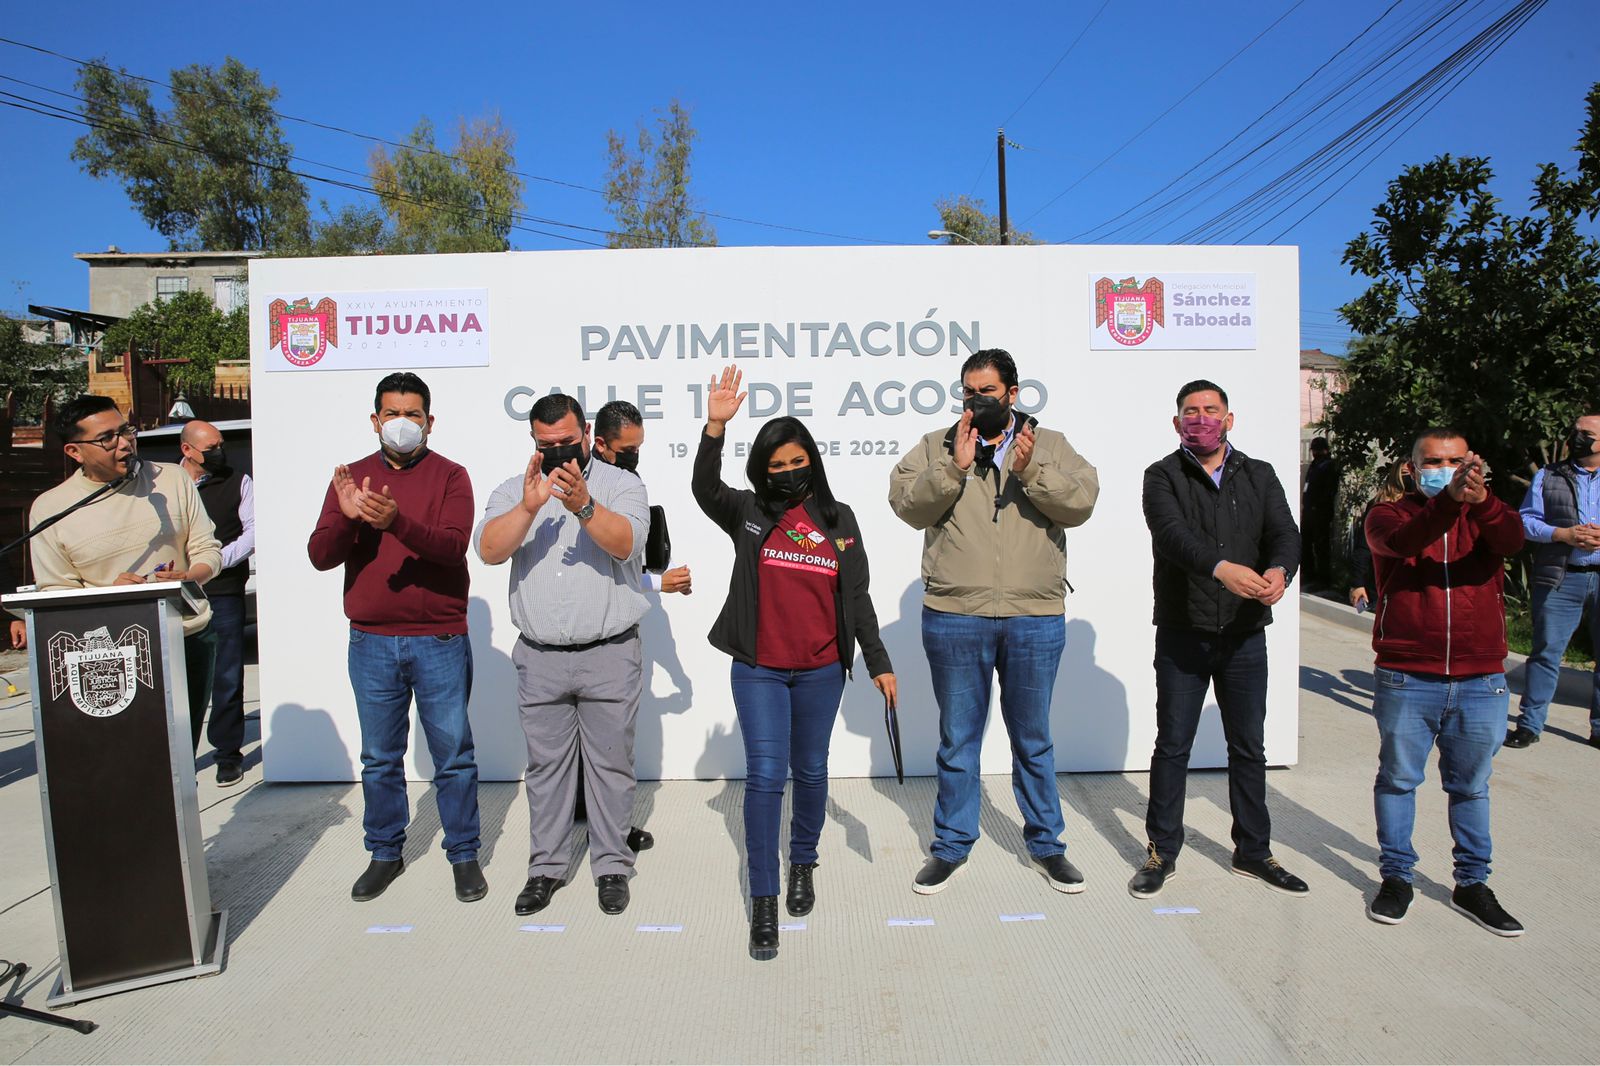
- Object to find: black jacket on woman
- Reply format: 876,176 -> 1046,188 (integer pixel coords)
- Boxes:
692,429 -> 892,679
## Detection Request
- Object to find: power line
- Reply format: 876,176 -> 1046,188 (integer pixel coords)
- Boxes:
999,0 -> 1113,129
1019,0 -> 1309,226
0,72 -> 636,244
0,33 -> 896,245
0,90 -> 611,248
1064,0 -> 1413,244
1174,0 -> 1545,244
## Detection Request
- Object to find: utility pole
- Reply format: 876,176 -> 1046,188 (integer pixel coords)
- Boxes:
997,128 -> 1009,245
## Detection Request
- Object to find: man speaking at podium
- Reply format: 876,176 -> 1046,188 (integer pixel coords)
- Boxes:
28,395 -> 223,752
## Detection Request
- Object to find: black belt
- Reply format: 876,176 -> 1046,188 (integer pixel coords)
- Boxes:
1568,564 -> 1600,573
519,625 -> 638,652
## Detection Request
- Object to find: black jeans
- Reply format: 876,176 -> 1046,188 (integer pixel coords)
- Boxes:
1146,627 -> 1271,863
206,594 -> 247,766
184,624 -> 218,755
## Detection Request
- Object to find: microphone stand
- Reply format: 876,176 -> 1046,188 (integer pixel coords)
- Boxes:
0,461 -> 139,563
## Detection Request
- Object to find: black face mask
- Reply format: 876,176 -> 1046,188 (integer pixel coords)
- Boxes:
1570,430 -> 1596,459
200,445 -> 227,474
765,467 -> 812,502
539,442 -> 588,476
604,448 -> 640,474
964,394 -> 1012,438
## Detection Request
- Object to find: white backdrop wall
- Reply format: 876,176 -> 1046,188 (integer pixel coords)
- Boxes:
249,245 -> 1300,782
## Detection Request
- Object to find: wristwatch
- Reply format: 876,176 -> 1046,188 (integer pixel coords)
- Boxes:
575,501 -> 596,521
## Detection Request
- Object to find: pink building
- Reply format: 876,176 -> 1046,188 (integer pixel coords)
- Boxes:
1300,347 -> 1345,468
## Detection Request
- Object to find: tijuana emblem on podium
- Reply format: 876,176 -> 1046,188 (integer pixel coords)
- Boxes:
268,296 -> 339,367
47,625 -> 153,718
1094,276 -> 1166,347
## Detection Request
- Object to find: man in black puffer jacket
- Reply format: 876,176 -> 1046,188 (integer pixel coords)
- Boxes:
1128,379 -> 1305,901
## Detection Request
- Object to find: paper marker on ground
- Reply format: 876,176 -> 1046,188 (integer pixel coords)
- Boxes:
636,924 -> 684,933
779,922 -> 807,932
519,924 -> 566,933
1000,912 -> 1047,922
887,918 -> 935,927
1152,907 -> 1200,915
365,924 -> 413,934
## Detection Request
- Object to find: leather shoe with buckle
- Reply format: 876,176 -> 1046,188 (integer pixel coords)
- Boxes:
452,860 -> 488,903
597,874 -> 630,914
515,875 -> 561,915
351,858 -> 403,902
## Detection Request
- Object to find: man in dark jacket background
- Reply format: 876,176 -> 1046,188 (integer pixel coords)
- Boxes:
1131,379 -> 1305,899
1363,428 -> 1525,935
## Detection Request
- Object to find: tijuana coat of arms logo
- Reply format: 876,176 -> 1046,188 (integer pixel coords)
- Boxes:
48,625 -> 153,718
1094,276 -> 1166,346
268,296 -> 339,367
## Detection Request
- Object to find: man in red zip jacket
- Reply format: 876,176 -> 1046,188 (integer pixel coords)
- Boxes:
1363,428 -> 1525,935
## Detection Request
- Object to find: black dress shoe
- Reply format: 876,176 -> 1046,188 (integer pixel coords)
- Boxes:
1033,853 -> 1086,894
515,875 -> 561,915
215,762 -> 244,787
1231,853 -> 1310,895
786,861 -> 818,917
351,858 -> 404,902
912,856 -> 967,895
628,826 -> 654,852
1128,845 -> 1176,899
452,860 -> 488,903
1504,726 -> 1539,749
749,895 -> 779,961
597,874 -> 630,914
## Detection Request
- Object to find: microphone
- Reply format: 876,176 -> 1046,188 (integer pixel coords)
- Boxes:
0,458 -> 144,562
113,457 -> 143,487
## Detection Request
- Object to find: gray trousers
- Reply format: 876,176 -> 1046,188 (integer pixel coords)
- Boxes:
513,630 -> 641,882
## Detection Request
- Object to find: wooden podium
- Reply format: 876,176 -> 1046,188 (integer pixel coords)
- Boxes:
2,581 -> 226,1007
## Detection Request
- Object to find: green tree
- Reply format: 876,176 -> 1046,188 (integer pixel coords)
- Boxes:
368,116 -> 524,254
302,202 -> 395,257
71,57 -> 311,251
101,291 -> 246,393
0,317 -> 87,424
603,101 -> 717,249
1327,83 -> 1600,505
932,194 -> 1040,245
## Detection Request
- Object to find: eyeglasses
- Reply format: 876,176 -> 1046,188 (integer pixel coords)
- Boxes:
72,425 -> 137,450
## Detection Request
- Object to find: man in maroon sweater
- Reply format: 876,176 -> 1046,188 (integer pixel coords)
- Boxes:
1363,428 -> 1525,935
307,372 -> 485,904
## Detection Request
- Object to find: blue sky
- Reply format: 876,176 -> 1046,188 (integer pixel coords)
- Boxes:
1,0 -> 1594,354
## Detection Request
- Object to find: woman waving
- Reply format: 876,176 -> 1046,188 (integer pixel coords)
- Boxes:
693,366 -> 896,962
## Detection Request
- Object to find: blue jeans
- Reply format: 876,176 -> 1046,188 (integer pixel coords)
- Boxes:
1515,569 -> 1600,737
348,628 -> 480,864
1372,667 -> 1506,885
731,662 -> 845,898
922,608 -> 1067,863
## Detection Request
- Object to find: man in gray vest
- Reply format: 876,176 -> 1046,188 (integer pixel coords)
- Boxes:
181,420 -> 254,785
1508,410 -> 1600,750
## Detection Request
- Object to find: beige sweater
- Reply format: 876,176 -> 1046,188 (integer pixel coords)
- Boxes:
29,462 -> 223,635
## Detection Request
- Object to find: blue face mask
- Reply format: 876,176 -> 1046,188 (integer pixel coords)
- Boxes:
1416,467 -> 1454,498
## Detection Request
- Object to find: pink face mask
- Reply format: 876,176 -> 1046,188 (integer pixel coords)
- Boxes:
1179,414 -> 1227,454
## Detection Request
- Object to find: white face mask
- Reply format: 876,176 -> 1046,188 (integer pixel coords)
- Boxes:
380,417 -> 424,455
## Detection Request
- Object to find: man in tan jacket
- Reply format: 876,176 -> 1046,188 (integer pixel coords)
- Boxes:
889,349 -> 1099,895
30,395 -> 222,752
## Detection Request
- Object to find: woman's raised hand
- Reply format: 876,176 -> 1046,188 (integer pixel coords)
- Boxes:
707,366 -> 748,427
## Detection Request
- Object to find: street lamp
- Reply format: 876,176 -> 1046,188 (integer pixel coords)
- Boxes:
927,230 -> 978,246
168,395 -> 195,422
